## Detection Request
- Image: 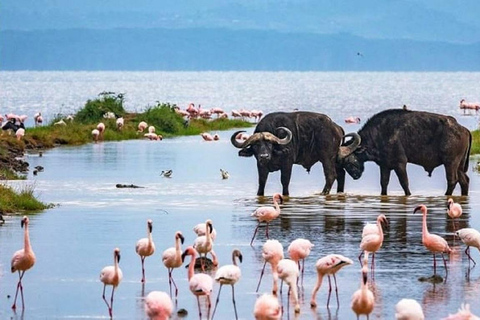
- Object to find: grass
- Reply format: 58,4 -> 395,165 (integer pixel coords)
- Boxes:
0,183 -> 53,213
472,130 -> 480,155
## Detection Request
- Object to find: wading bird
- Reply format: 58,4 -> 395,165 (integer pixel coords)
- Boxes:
250,193 -> 283,246
310,254 -> 353,308
447,198 -> 462,231
99,248 -> 123,318
162,231 -> 185,297
442,303 -> 479,320
455,228 -> 480,267
277,258 -> 300,313
256,239 -> 284,295
395,298 -> 425,320
11,216 -> 36,311
351,252 -> 375,319
136,219 -> 155,282
160,170 -> 172,178
193,219 -> 217,271
144,291 -> 173,320
212,249 -> 243,319
253,293 -> 282,320
359,214 -> 388,271
414,205 -> 452,276
287,238 -> 314,284
182,246 -> 213,319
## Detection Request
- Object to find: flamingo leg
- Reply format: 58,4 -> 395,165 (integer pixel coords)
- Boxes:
333,273 -> 340,308
465,246 -> 477,266
250,222 -> 261,246
168,269 -> 179,297
256,261 -> 267,292
196,296 -> 202,318
141,256 -> 146,283
265,222 -> 269,239
232,285 -> 238,320
441,253 -> 448,275
301,259 -> 305,286
433,254 -> 437,275
12,271 -> 25,310
102,284 -> 111,315
212,284 -> 223,319
109,286 -> 116,318
358,251 -> 363,264
326,274 -> 332,308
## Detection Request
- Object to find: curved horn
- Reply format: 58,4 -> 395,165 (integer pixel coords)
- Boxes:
230,130 -> 247,148
338,132 -> 361,159
274,127 -> 292,145
231,131 -> 264,148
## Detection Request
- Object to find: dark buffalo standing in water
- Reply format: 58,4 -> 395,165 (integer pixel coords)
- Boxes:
338,109 -> 471,196
231,111 -> 346,196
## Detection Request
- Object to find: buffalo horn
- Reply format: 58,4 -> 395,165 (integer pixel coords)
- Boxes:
338,132 -> 361,159
231,130 -> 248,148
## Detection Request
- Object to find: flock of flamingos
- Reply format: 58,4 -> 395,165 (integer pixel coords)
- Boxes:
8,193 -> 480,319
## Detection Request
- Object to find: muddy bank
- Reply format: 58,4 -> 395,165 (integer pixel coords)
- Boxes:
0,139 -> 29,179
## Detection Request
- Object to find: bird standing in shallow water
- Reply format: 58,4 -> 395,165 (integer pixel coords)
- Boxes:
287,238 -> 314,285
250,193 -> 283,246
351,252 -> 375,319
256,239 -> 284,295
11,216 -> 36,311
220,169 -> 229,179
162,231 -> 185,297
160,170 -> 173,178
455,228 -> 480,267
359,214 -> 388,271
193,219 -> 218,271
212,249 -> 243,320
277,258 -> 300,313
99,248 -> 123,318
144,291 -> 173,320
136,219 -> 155,283
414,205 -> 452,276
253,293 -> 281,320
395,298 -> 424,320
310,254 -> 353,308
447,198 -> 462,232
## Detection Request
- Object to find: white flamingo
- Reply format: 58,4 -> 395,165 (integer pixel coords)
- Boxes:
99,248 -> 123,318
162,231 -> 185,297
136,219 -> 155,283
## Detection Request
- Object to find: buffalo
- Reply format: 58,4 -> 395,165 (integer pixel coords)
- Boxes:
338,109 -> 471,196
231,111 -> 346,196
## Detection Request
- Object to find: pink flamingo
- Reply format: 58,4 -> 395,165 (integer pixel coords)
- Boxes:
414,205 -> 452,276
201,132 -> 214,141
193,219 -> 218,271
138,121 -> 148,132
359,214 -> 388,270
182,246 -> 214,319
395,298 -> 424,320
162,231 -> 185,297
210,107 -> 225,117
277,258 -> 300,313
15,128 -> 25,141
310,254 -> 353,308
91,129 -> 100,143
345,116 -> 361,124
459,99 -> 480,114
144,133 -> 162,141
99,247 -> 123,318
256,239 -> 284,295
231,110 -> 242,119
144,291 -> 173,320
33,112 -> 43,126
136,219 -> 155,283
351,251 -> 375,319
97,122 -> 105,140
253,293 -> 282,320
287,238 -> 314,284
447,198 -> 462,231
116,117 -> 124,130
442,303 -> 479,320
148,125 -> 156,134
250,193 -> 283,246
11,216 -> 36,311
212,249 -> 243,320
455,228 -> 480,267
193,222 -> 218,241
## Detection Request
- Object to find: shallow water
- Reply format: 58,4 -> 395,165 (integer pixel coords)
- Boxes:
1,72 -> 480,319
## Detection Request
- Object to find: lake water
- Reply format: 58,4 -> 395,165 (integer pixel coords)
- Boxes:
1,71 -> 480,319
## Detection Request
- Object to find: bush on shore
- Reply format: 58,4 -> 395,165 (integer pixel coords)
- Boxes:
0,183 -> 53,213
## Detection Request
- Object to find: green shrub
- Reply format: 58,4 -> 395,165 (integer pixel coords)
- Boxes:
0,183 -> 52,213
74,92 -> 126,124
472,130 -> 480,156
142,103 -> 184,134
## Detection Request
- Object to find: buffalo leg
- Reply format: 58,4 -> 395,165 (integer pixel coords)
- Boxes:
335,165 -> 346,193
321,160 -> 337,195
380,166 -> 391,195
444,164 -> 458,195
280,166 -> 292,196
394,164 -> 411,196
457,169 -> 469,196
257,165 -> 270,196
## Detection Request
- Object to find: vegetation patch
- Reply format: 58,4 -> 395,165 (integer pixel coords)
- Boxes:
0,183 -> 53,213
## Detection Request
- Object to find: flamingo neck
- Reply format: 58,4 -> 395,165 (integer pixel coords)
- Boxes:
175,236 -> 182,253
24,223 -> 32,253
377,219 -> 384,239
188,252 -> 196,280
147,229 -> 153,248
422,211 -> 430,239
114,254 -> 119,275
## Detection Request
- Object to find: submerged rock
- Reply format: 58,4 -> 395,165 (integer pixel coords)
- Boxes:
418,274 -> 444,283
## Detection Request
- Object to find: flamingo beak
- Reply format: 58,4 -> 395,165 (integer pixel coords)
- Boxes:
362,271 -> 368,285
148,223 -> 153,233
181,250 -> 187,263
239,253 -> 243,264
117,253 -> 121,263
413,206 -> 422,214
21,219 -> 25,228
179,234 -> 185,244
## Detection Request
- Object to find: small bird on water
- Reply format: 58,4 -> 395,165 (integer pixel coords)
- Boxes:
220,169 -> 229,180
160,170 -> 172,178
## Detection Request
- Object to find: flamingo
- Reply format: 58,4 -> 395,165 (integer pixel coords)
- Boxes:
92,129 -> 100,143
414,205 -> 452,276
287,238 -> 314,284
162,231 -> 185,297
136,219 -> 155,283
201,132 -> 214,141
193,222 -> 218,241
253,293 -> 282,320
351,252 -> 375,319
256,239 -> 284,295
116,117 -> 124,130
395,298 -> 425,320
212,249 -> 243,320
97,122 -> 105,140
345,116 -> 361,124
359,214 -> 388,270
99,247 -> 123,318
193,219 -> 218,271
138,121 -> 148,132
148,125 -> 156,134
250,193 -> 283,246
455,228 -> 480,266
447,198 -> 462,231
182,246 -> 214,319
10,216 -> 36,311
442,303 -> 480,320
15,128 -> 25,141
33,112 -> 43,126
144,291 -> 173,320
310,254 -> 353,308
277,258 -> 300,313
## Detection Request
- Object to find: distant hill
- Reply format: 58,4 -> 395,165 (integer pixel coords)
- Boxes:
1,28 -> 480,71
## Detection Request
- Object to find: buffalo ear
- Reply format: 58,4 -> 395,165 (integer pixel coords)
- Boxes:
239,148 -> 254,157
